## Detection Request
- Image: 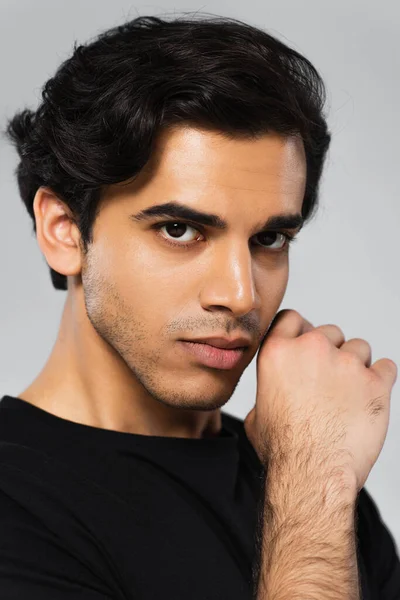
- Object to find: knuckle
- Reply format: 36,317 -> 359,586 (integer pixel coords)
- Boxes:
304,329 -> 331,349
280,309 -> 304,325
283,308 -> 302,318
351,338 -> 371,353
340,350 -> 363,368
387,358 -> 398,372
321,324 -> 345,338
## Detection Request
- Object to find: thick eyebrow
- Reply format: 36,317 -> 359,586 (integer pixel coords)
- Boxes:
130,202 -> 304,232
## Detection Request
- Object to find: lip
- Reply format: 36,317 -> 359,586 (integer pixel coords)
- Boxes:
183,336 -> 252,350
179,341 -> 247,370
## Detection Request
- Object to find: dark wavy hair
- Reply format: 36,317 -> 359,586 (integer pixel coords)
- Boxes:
2,13 -> 331,291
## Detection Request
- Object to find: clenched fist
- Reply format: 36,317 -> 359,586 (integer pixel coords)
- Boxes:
244,309 -> 398,495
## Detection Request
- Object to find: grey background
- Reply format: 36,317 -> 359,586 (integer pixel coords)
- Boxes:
1,0 -> 399,545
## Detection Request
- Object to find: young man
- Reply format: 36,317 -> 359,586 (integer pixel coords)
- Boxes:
1,13 -> 399,599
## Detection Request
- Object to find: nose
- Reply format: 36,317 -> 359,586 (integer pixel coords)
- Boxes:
199,241 -> 262,317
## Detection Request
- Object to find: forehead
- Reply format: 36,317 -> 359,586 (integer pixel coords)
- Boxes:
149,126 -> 306,192
104,126 -> 307,216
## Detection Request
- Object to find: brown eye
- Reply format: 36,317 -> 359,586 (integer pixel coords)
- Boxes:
155,221 -> 203,246
163,223 -> 196,240
153,220 -> 297,252
254,231 -> 288,250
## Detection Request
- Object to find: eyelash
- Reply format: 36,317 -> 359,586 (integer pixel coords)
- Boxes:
152,220 -> 298,253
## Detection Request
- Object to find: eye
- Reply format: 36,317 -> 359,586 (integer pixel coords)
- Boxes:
153,220 -> 298,252
157,222 -> 201,244
253,230 -> 296,251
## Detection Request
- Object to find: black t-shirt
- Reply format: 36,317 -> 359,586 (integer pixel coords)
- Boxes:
0,395 -> 399,599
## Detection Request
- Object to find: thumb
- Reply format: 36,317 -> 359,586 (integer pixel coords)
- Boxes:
370,358 -> 398,389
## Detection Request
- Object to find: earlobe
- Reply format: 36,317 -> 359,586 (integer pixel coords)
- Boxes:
32,187 -> 82,278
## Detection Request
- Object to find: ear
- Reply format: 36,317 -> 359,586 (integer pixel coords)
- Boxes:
32,186 -> 83,281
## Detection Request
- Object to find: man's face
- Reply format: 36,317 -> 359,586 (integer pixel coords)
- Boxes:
80,126 -> 307,411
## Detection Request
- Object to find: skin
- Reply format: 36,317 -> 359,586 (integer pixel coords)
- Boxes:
18,125 -> 307,439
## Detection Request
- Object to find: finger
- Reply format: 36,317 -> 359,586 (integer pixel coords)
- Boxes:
314,324 -> 346,349
370,358 -> 398,388
339,338 -> 372,368
266,309 -> 314,341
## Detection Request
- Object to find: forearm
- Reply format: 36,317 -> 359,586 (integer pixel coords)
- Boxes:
254,464 -> 361,599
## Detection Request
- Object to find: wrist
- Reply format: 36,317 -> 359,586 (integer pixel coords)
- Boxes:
322,467 -> 359,508
265,459 -> 358,519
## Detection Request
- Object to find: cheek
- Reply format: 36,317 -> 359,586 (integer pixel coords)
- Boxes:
255,263 -> 289,308
101,240 -> 192,313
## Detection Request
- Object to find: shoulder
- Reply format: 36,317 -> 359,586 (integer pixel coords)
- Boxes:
0,441 -> 117,597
